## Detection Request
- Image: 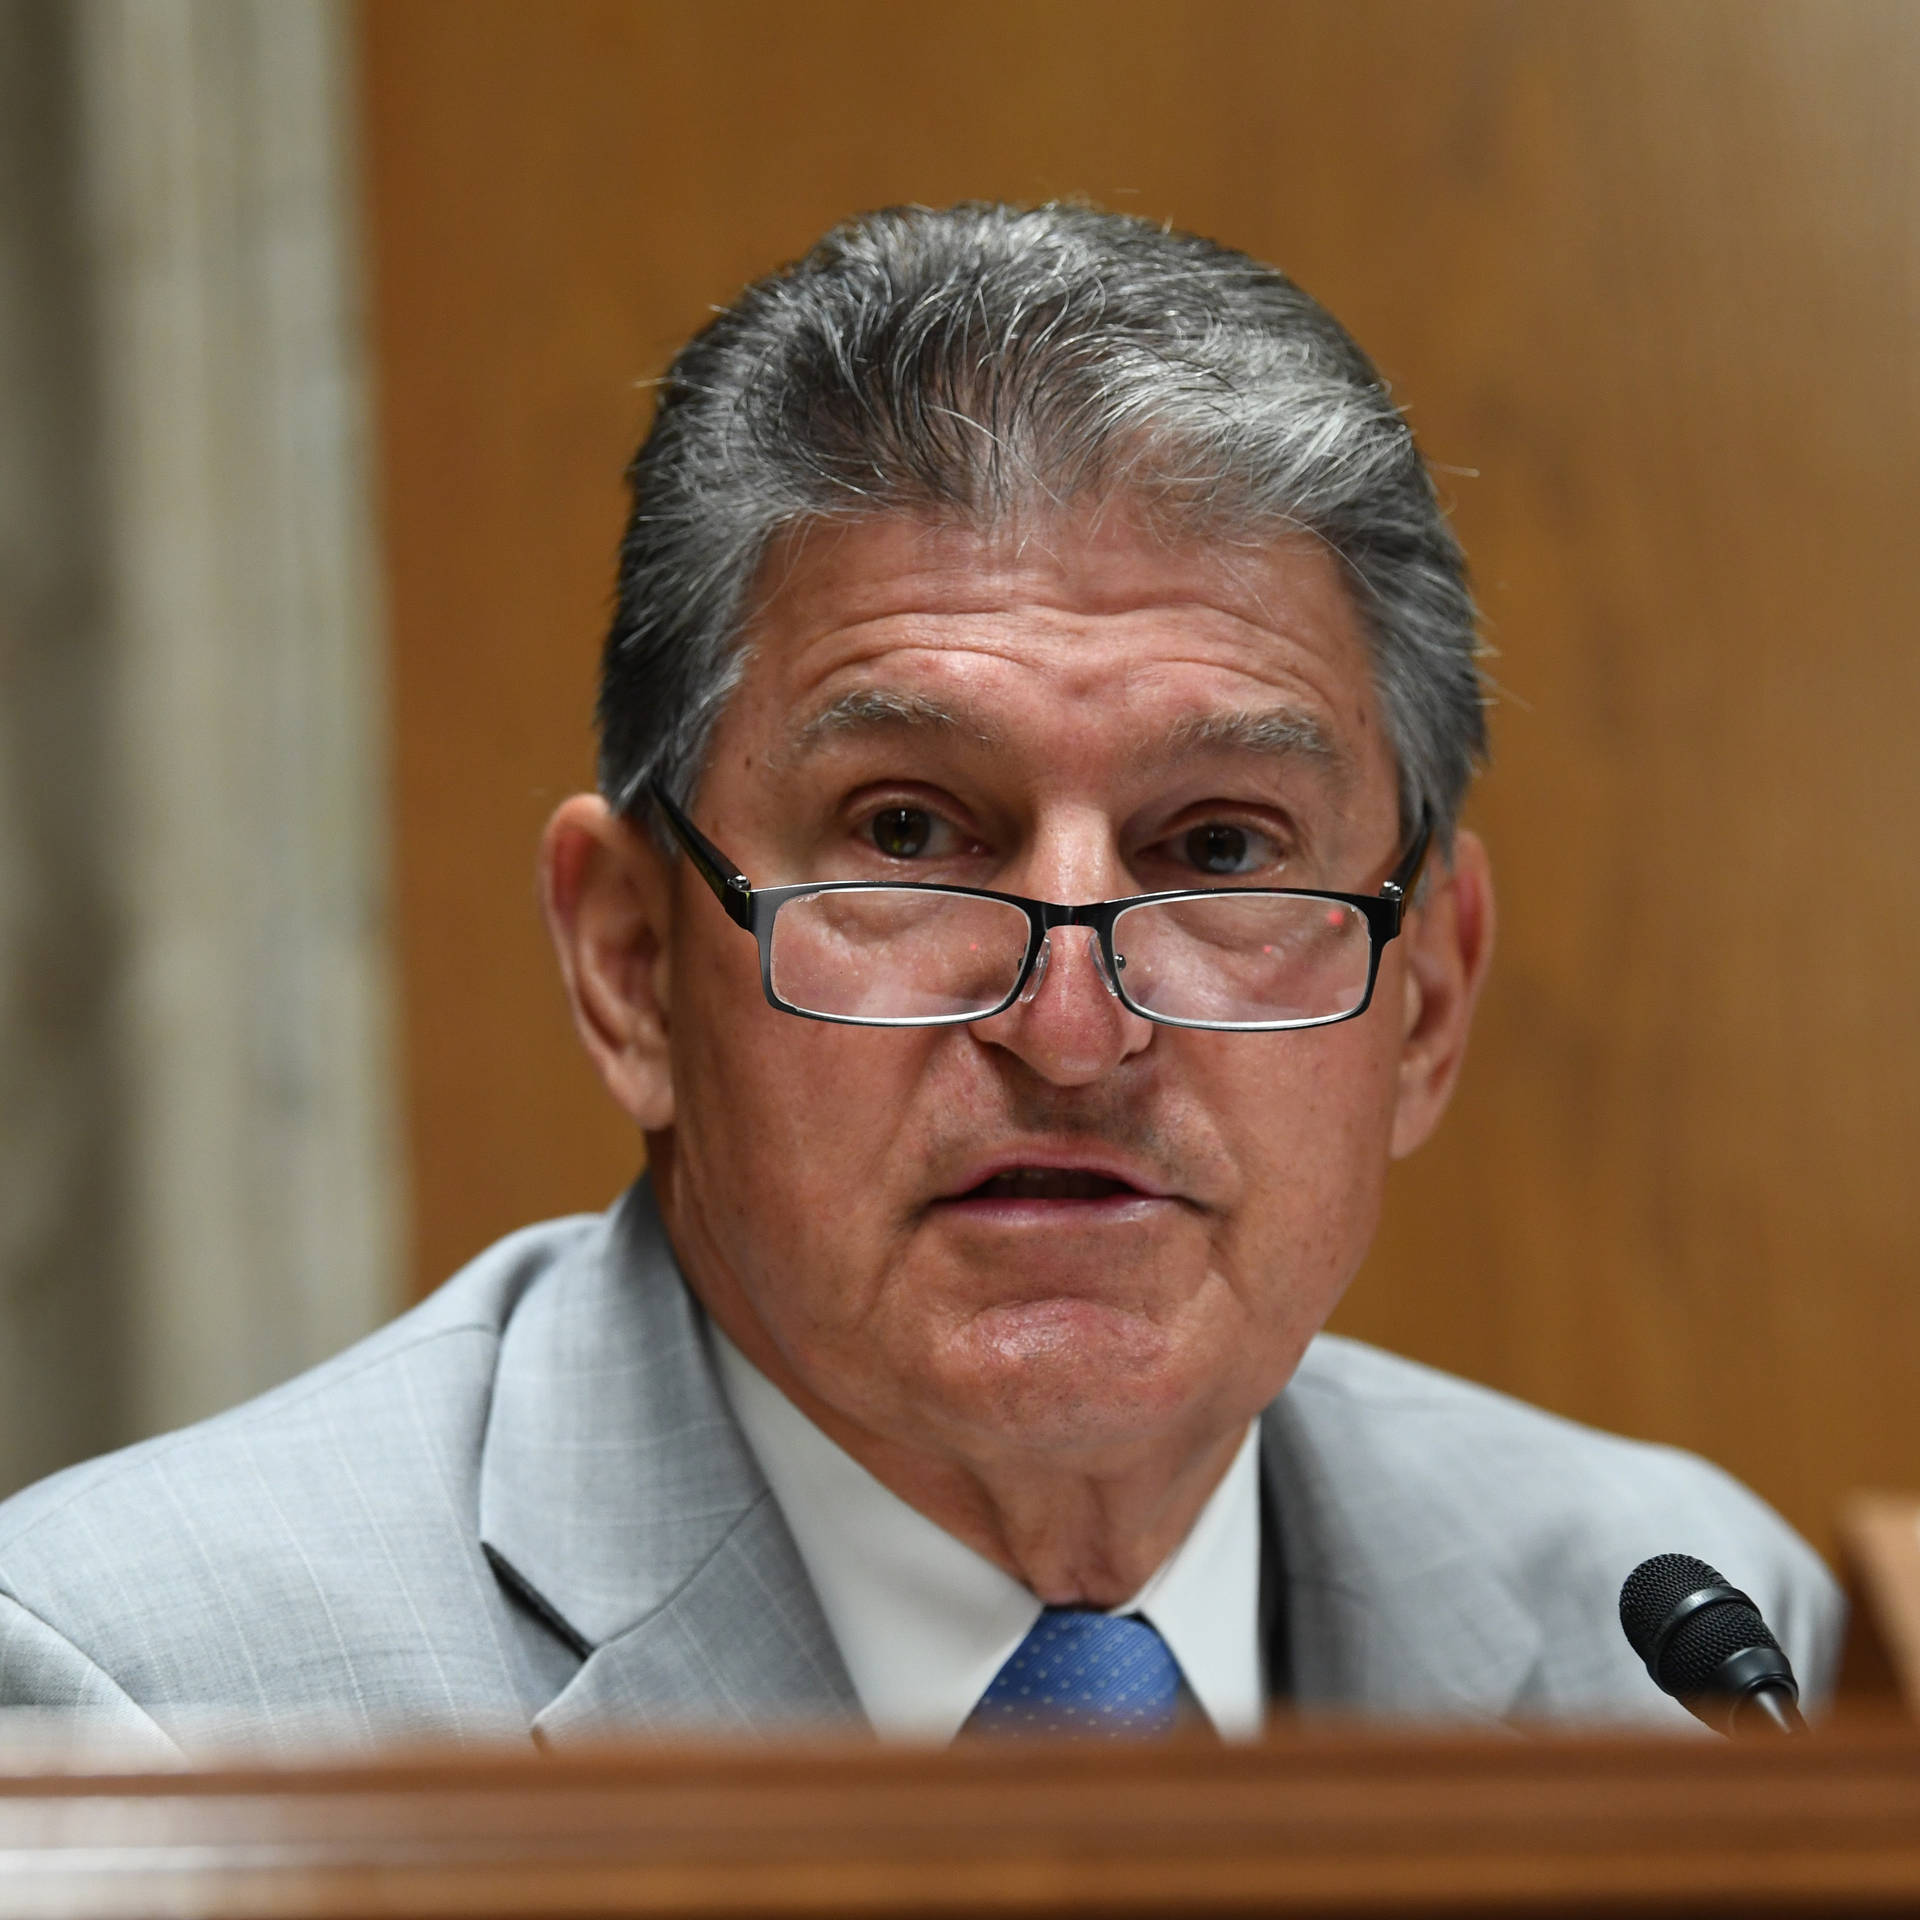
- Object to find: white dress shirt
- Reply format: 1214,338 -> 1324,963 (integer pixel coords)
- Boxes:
711,1325 -> 1266,1743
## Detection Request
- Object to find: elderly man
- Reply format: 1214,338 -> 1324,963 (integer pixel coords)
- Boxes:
0,205 -> 1838,1755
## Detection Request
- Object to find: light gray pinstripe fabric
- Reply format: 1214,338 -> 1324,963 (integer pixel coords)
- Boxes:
0,1182 -> 1842,1756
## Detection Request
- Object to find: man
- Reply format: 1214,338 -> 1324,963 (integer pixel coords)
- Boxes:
0,204 -> 1840,1756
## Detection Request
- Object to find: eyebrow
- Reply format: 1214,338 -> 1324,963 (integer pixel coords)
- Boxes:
787,688 -> 998,759
1157,706 -> 1350,779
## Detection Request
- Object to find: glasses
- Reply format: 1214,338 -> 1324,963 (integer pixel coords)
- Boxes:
649,780 -> 1431,1033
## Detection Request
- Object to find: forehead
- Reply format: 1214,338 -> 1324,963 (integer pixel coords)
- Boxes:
720,510 -> 1394,801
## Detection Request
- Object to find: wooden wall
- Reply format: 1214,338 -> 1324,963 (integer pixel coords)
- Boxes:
358,0 -> 1920,1557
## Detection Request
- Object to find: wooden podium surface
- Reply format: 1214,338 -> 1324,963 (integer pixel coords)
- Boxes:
5,1720 -> 1920,1919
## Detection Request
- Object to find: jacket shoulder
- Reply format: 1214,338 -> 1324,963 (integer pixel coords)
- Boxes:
0,1213 -> 605,1745
1279,1335 -> 1845,1715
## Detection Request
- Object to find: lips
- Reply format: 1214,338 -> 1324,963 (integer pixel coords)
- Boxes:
935,1146 -> 1175,1208
960,1167 -> 1138,1202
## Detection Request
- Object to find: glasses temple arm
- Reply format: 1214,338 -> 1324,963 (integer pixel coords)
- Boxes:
647,779 -> 754,928
1379,808 -> 1434,929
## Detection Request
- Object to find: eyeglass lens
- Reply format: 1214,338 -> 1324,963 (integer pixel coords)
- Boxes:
769,889 -> 1033,1023
1109,894 -> 1372,1027
767,888 -> 1374,1028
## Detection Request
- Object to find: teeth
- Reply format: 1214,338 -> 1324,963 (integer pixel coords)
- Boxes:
973,1168 -> 1129,1200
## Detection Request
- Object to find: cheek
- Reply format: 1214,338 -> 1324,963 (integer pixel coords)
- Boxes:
666,924 -> 939,1260
1199,1020 -> 1401,1305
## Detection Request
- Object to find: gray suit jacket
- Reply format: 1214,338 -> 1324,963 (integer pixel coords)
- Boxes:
0,1184 -> 1843,1760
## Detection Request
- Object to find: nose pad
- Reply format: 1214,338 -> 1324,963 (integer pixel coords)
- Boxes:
1017,934 -> 1051,1006
1089,936 -> 1120,999
1016,928 -> 1119,1006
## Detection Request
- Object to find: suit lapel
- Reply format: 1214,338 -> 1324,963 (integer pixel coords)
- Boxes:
477,1181 -> 859,1741
1261,1345 -> 1544,1723
536,1499 -> 863,1740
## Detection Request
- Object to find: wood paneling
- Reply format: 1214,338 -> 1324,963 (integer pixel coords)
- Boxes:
1839,1495 -> 1920,1716
359,1 -> 1920,1556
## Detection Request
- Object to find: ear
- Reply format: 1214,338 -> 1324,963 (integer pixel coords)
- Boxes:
1388,826 -> 1495,1159
538,794 -> 676,1132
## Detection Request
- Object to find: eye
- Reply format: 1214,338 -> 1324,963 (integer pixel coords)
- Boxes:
1184,822 -> 1263,876
845,796 -> 982,871
869,806 -> 938,859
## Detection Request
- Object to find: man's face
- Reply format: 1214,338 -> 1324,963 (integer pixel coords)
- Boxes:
576,510 -> 1484,1481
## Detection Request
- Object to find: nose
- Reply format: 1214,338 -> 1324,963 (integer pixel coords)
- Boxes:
972,923 -> 1152,1086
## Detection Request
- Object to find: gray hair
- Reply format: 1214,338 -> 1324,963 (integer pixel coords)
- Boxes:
598,202 -> 1485,846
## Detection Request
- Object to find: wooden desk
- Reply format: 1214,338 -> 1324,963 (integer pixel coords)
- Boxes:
4,1721 -> 1920,1918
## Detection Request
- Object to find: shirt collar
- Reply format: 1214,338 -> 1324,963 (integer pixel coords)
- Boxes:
711,1326 -> 1265,1742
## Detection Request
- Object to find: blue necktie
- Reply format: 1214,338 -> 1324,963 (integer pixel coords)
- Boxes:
966,1608 -> 1182,1737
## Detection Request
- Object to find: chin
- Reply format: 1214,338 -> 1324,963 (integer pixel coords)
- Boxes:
928,1296 -> 1218,1457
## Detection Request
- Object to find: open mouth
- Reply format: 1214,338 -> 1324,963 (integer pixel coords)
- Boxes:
957,1168 -> 1139,1202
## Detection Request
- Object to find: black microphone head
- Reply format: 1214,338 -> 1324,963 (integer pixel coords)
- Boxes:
1619,1552 -> 1799,1733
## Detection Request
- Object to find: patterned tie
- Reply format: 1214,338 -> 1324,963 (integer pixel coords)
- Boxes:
966,1608 -> 1183,1737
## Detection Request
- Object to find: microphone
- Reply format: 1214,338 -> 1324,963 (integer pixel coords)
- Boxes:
1618,1553 -> 1806,1734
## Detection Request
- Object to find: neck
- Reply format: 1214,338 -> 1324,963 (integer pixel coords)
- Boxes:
695,1288 -> 1250,1609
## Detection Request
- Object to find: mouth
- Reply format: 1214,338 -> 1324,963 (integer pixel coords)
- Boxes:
933,1148 -> 1178,1215
956,1167 -> 1141,1203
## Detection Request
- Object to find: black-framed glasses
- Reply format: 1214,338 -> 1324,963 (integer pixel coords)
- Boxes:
649,779 -> 1431,1032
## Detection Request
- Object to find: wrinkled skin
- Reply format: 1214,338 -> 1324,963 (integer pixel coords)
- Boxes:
542,510 -> 1493,1603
